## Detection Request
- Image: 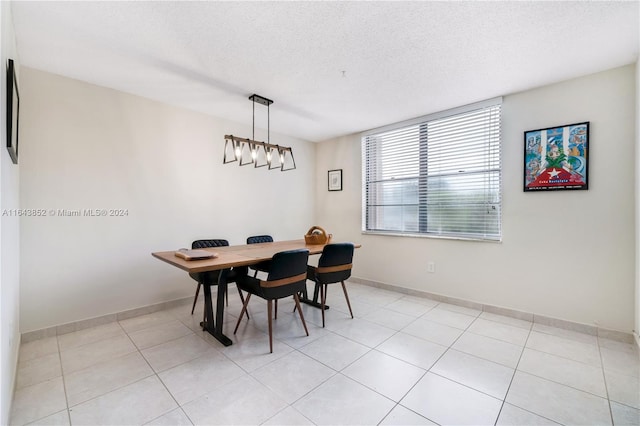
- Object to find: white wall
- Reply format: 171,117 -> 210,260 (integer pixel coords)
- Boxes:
317,65 -> 636,333
636,58 -> 640,345
19,68 -> 316,332
1,2 -> 21,424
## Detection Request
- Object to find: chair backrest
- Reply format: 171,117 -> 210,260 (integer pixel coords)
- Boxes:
189,239 -> 229,283
316,243 -> 355,284
260,249 -> 309,299
192,239 -> 229,249
247,235 -> 274,244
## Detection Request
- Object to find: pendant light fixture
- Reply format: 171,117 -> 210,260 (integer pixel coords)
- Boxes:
223,94 -> 296,171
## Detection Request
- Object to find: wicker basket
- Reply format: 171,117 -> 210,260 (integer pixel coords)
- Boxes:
304,226 -> 332,245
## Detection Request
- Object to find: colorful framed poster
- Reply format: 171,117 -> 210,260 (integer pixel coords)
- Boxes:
524,121 -> 589,192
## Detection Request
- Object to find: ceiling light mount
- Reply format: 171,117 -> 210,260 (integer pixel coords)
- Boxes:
223,94 -> 295,171
248,94 -> 273,107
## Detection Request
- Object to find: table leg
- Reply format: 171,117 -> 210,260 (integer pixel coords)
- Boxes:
299,282 -> 330,310
200,268 -> 233,346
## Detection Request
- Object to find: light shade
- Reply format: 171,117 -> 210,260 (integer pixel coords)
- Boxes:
268,146 -> 282,170
280,147 -> 296,171
223,138 -> 238,164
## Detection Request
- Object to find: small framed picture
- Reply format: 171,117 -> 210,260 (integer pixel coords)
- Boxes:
328,169 -> 343,191
524,121 -> 589,192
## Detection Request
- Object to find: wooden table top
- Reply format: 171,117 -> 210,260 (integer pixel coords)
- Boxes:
152,239 -> 359,274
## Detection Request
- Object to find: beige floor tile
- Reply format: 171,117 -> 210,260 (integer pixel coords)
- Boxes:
401,317 -> 464,347
380,405 -> 436,425
294,374 -> 395,425
119,310 -> 177,334
385,298 -> 436,317
467,318 -> 530,346
10,378 -> 67,426
518,348 -> 606,397
16,353 -> 62,390
252,351 -> 335,404
342,349 -> 425,402
19,337 -> 59,364
298,332 -> 370,371
376,332 -> 447,370
141,333 -> 213,372
532,323 -> 598,345
601,346 -> 640,377
158,348 -> 244,405
127,319 -> 194,349
68,376 -> 177,425
610,401 -> 640,426
182,375 -> 288,425
506,371 -> 611,425
64,352 -> 154,406
526,331 -> 601,367
25,409 -> 70,426
59,333 -> 137,374
332,318 -> 396,347
422,307 -> 477,330
401,372 -> 502,426
431,349 -> 514,399
57,322 -> 124,351
496,404 -> 559,425
145,408 -> 193,425
452,331 -> 523,368
363,308 -> 418,331
605,369 -> 640,409
262,406 -> 314,425
219,331 -> 294,372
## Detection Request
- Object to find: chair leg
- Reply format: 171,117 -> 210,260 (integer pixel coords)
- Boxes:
293,294 -> 309,336
320,283 -> 327,328
233,293 -> 252,334
293,282 -> 310,313
236,286 -> 250,320
225,288 -> 229,307
341,281 -> 354,319
267,300 -> 273,353
191,283 -> 201,315
253,269 -> 258,278
275,299 -> 278,319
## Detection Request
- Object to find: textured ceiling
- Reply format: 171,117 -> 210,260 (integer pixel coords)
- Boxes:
10,1 -> 640,142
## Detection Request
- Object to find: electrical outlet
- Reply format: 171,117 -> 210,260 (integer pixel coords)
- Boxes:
427,261 -> 435,273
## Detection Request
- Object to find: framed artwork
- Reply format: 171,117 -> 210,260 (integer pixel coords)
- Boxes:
524,121 -> 589,192
6,59 -> 19,165
328,169 -> 343,191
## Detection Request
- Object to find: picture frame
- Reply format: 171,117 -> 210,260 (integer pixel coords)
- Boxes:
6,59 -> 19,165
524,121 -> 589,192
328,169 -> 343,191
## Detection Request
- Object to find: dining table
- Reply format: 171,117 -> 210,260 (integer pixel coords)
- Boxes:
152,239 -> 359,346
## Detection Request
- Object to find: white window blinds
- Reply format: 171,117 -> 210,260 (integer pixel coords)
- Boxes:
362,100 -> 502,241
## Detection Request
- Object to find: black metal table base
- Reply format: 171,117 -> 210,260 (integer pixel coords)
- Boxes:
300,283 -> 330,310
201,269 -> 234,347
299,297 -> 330,310
199,321 -> 233,346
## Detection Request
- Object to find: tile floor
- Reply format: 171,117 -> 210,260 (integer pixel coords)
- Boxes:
10,281 -> 640,425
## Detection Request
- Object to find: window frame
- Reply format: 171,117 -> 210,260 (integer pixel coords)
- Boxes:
361,97 -> 503,242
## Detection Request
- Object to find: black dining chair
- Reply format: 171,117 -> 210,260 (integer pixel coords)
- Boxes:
233,249 -> 310,353
246,235 -> 273,278
189,239 -> 248,321
306,243 -> 355,327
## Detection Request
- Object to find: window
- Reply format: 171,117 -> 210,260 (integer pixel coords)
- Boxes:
362,99 -> 502,241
